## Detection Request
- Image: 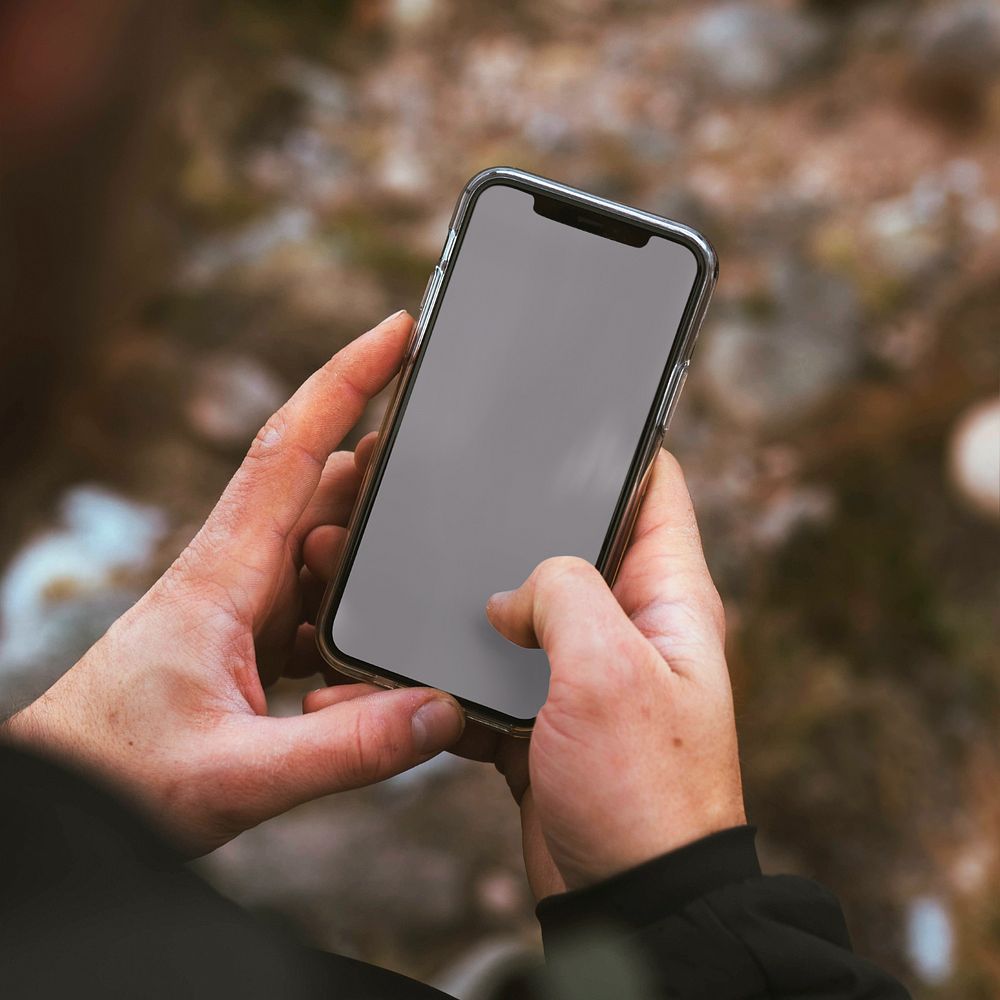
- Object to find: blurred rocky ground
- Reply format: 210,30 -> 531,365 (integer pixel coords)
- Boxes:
1,0 -> 998,996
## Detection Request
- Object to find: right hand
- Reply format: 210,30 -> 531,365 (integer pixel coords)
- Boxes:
486,452 -> 745,894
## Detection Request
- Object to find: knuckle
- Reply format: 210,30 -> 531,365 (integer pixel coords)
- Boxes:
238,407 -> 326,492
248,409 -> 289,461
534,556 -> 599,593
341,711 -> 394,786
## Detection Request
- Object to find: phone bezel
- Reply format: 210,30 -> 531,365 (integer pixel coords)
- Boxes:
315,167 -> 718,736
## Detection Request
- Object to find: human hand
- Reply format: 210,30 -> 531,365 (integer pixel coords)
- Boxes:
4,311 -> 466,855
486,452 -> 745,894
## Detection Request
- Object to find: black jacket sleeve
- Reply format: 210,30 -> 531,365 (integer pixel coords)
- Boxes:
1,744 -> 911,1000
535,826 -> 912,1000
0,745 -> 448,1000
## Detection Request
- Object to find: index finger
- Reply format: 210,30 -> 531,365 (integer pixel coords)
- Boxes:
197,310 -> 411,563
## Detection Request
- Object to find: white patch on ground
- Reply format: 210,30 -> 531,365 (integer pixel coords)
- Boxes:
906,895 -> 954,985
0,486 -> 167,674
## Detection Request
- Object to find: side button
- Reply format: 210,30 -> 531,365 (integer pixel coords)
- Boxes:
406,265 -> 443,361
419,266 -> 441,312
440,228 -> 457,268
656,360 -> 690,434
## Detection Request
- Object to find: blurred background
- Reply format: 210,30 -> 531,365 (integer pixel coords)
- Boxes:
0,0 -> 997,996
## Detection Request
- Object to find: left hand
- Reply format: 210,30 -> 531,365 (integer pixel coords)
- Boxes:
4,310 -> 466,856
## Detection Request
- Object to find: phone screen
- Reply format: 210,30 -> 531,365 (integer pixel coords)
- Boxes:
331,182 -> 701,723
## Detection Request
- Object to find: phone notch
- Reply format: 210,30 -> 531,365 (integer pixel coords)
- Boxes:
532,194 -> 651,248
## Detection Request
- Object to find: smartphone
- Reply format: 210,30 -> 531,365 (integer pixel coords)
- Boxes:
316,167 -> 717,736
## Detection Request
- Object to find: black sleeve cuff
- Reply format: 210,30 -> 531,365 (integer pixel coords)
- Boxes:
536,825 -> 760,949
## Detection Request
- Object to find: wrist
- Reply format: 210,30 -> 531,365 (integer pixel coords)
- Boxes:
3,698 -> 52,753
2,652 -> 108,783
560,798 -> 749,892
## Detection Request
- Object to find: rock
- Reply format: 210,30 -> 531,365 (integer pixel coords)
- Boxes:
948,397 -> 1000,519
686,2 -> 830,96
700,259 -> 862,424
186,354 -> 288,448
0,487 -> 167,686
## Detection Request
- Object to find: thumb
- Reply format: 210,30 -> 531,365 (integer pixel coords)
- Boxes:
237,687 -> 465,816
486,556 -> 646,659
487,556 -> 660,706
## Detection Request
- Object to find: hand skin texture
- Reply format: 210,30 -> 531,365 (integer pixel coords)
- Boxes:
4,310 -> 467,856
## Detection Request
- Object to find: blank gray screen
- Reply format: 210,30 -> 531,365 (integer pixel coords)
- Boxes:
332,183 -> 698,721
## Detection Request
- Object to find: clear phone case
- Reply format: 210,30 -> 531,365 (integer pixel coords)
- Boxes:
315,167 -> 718,736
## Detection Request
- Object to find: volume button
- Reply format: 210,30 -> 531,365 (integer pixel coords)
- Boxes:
656,360 -> 690,434
405,272 -> 432,359
406,265 -> 443,360
440,228 -> 457,267
660,364 -> 690,433
418,267 -> 438,312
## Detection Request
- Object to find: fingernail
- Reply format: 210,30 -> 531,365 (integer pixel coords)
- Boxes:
380,308 -> 408,325
486,590 -> 513,614
411,697 -> 464,754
